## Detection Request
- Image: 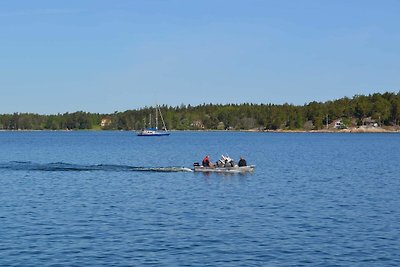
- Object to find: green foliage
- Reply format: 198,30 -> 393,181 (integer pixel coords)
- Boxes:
0,92 -> 399,131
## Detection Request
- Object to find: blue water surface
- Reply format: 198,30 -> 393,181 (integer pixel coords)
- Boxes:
0,131 -> 399,266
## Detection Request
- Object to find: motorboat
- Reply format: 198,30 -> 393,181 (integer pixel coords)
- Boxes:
193,165 -> 255,173
193,155 -> 254,173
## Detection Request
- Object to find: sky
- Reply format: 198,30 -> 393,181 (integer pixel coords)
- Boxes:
0,0 -> 399,114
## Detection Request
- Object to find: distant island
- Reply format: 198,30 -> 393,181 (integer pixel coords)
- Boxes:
1,92 -> 399,132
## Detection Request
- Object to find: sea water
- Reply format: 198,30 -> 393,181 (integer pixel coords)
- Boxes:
0,131 -> 399,266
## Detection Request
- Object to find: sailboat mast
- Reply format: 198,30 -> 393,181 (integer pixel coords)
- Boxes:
155,106 -> 159,130
149,113 -> 152,128
158,106 -> 168,131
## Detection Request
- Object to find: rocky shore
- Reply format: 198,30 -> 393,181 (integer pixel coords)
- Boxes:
262,125 -> 400,133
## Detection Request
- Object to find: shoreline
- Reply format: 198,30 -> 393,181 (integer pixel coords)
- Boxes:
250,125 -> 400,133
1,126 -> 400,133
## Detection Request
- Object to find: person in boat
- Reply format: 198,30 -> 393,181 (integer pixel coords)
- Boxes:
224,158 -> 234,167
238,156 -> 247,167
216,155 -> 226,167
215,155 -> 233,167
202,155 -> 212,167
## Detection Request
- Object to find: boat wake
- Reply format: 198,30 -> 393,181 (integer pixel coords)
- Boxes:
0,161 -> 193,173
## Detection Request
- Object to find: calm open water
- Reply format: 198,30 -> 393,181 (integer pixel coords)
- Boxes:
0,131 -> 399,266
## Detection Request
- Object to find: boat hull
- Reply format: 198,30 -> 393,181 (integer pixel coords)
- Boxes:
193,165 -> 255,173
137,132 -> 170,136
137,129 -> 170,136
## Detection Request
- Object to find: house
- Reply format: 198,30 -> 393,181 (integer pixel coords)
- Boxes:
333,119 -> 346,129
362,117 -> 378,127
101,118 -> 112,127
190,120 -> 204,129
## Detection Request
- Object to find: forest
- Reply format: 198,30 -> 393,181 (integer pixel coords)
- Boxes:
1,92 -> 399,131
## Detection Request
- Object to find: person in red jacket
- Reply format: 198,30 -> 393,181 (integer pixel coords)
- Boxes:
202,155 -> 211,167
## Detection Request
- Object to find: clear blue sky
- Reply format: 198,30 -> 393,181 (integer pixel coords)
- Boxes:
1,0 -> 399,114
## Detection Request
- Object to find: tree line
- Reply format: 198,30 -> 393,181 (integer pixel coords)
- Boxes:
1,92 -> 399,131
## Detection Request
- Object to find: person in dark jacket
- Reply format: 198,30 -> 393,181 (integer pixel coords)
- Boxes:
238,156 -> 247,167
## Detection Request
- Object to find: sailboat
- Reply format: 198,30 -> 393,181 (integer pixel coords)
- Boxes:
137,105 -> 170,136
